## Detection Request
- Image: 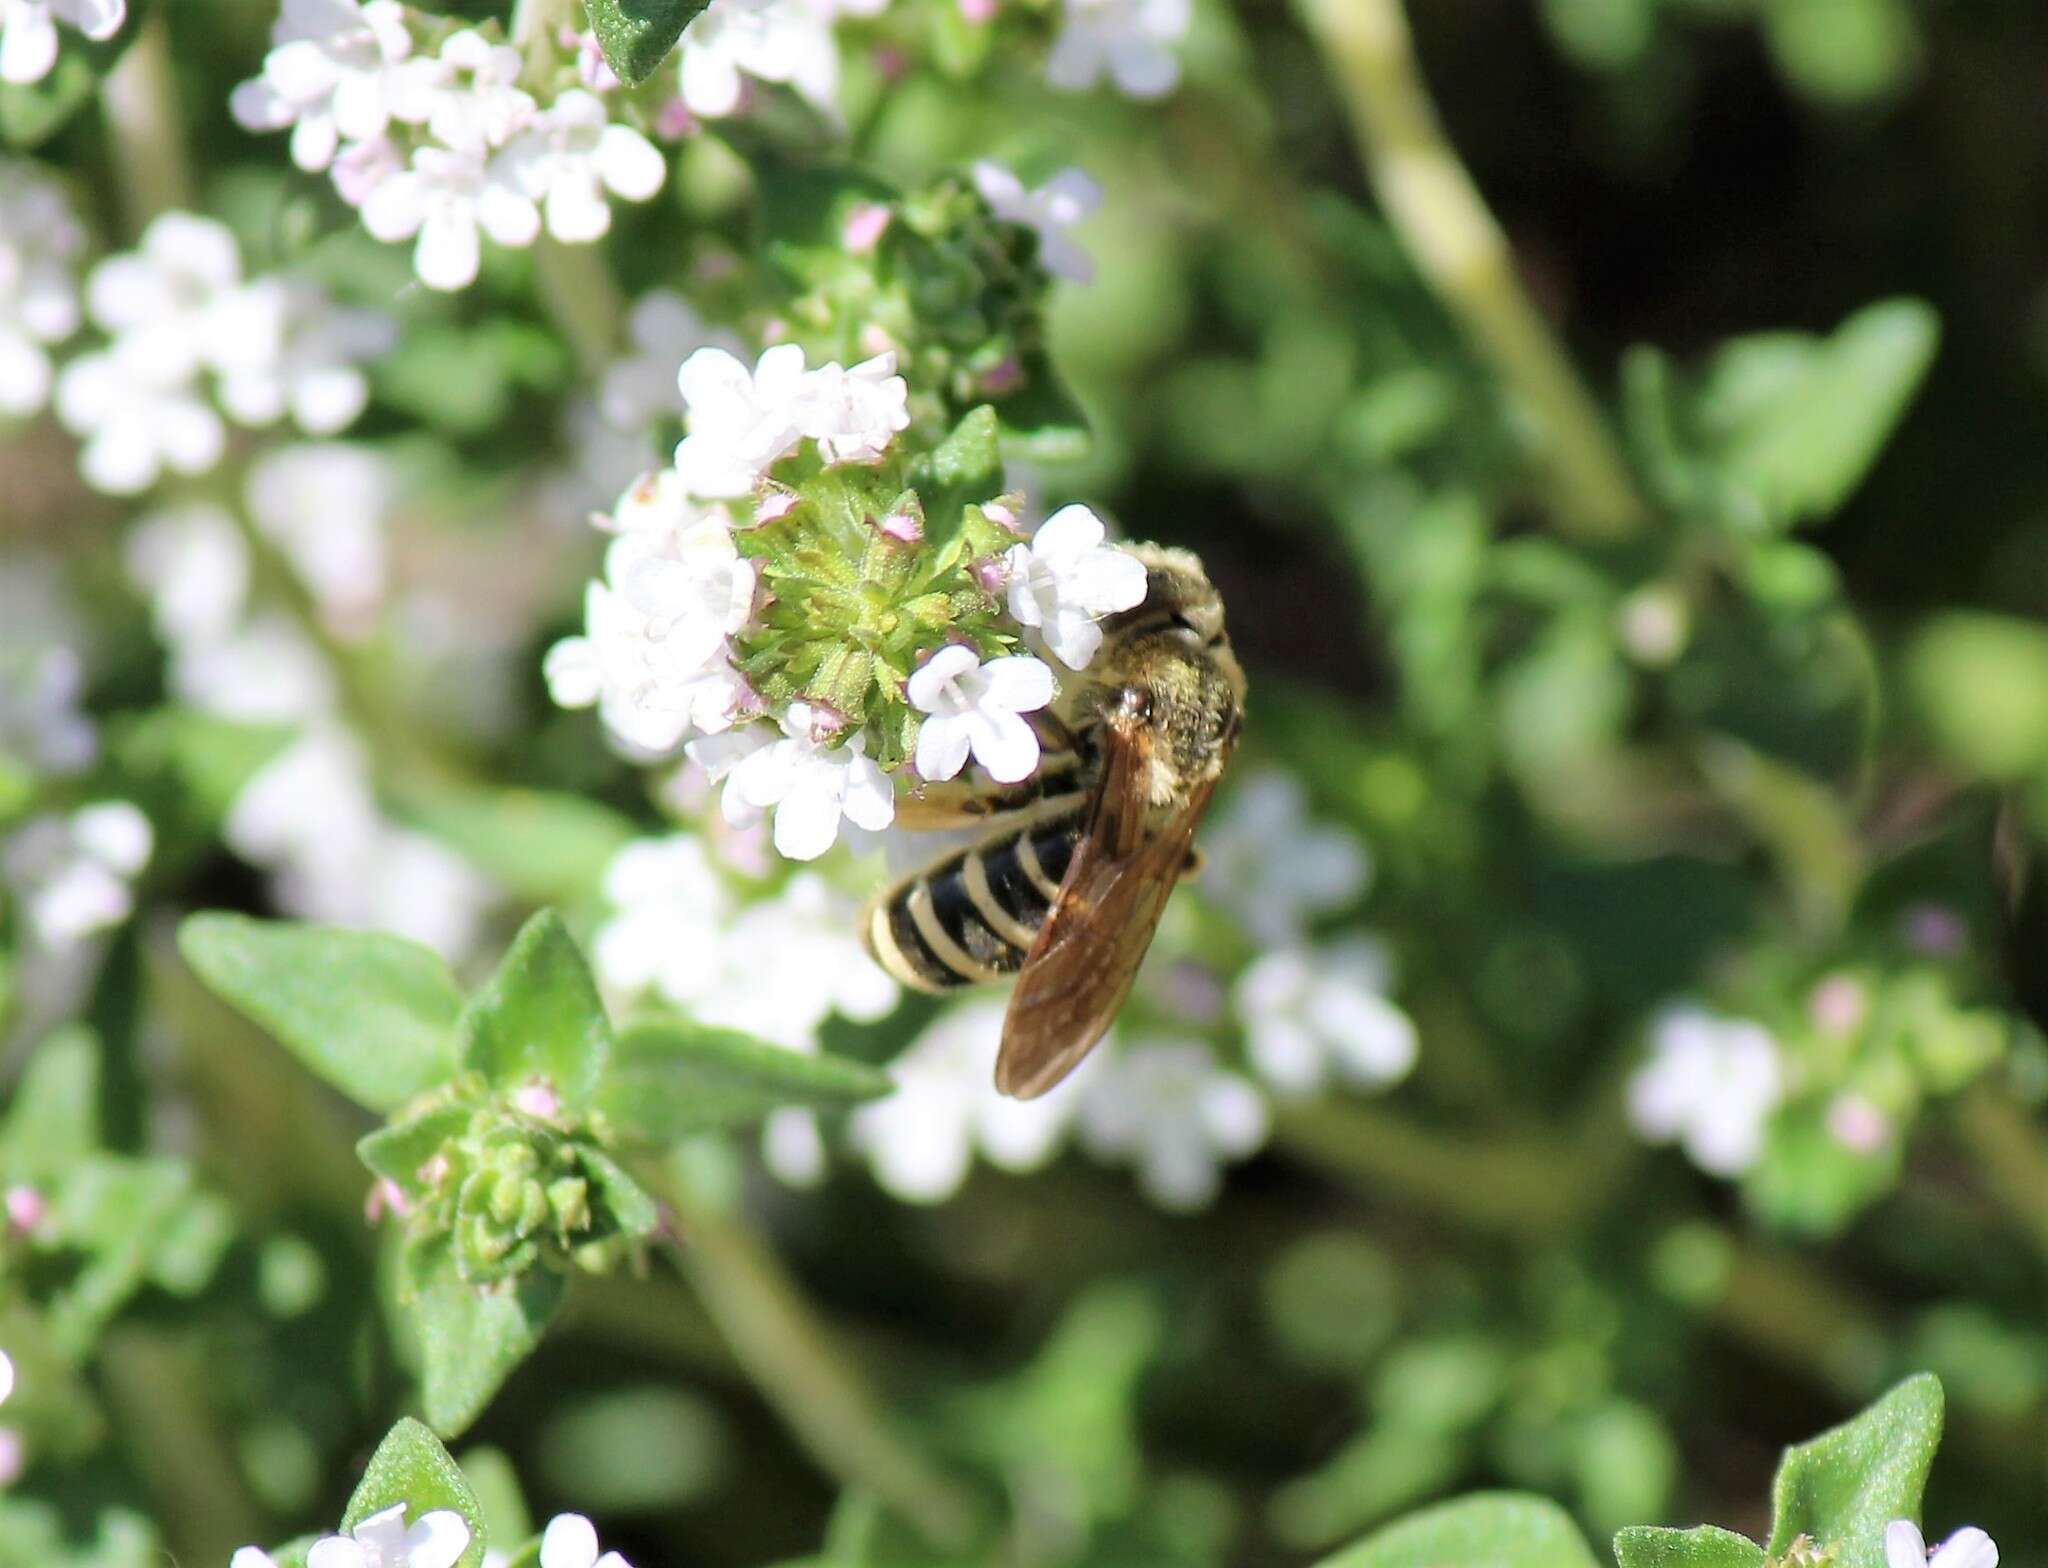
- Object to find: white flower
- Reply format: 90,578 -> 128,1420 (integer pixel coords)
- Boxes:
306,1502 -> 471,1568
229,0 -> 436,174
850,1000 -> 1081,1203
1626,1005 -> 1784,1177
361,143 -> 539,291
692,873 -> 896,1045
0,1346 -> 12,1404
422,28 -> 535,152
500,90 -> 665,244
1198,770 -> 1368,946
676,0 -> 839,121
972,162 -> 1100,283
124,502 -> 251,646
600,290 -> 741,433
82,211 -> 242,383
211,277 -> 394,435
908,646 -> 1054,784
54,341 -> 224,493
1077,1039 -> 1267,1211
545,471 -> 755,753
4,800 -> 152,948
0,0 -> 122,88
591,833 -> 731,1006
539,1513 -> 632,1568
672,343 -> 812,498
713,703 -> 896,861
796,351 -> 909,465
0,601 -> 94,775
170,611 -> 336,723
1046,0 -> 1188,98
1234,939 -> 1417,1097
246,443 -> 393,635
0,158 -> 86,416
1002,503 -> 1149,670
1885,1522 -> 1998,1568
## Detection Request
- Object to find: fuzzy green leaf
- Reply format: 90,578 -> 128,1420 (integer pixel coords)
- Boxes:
406,1237 -> 566,1438
1765,1374 -> 1944,1568
1614,1525 -> 1766,1568
2,1026 -> 101,1179
585,0 -> 712,85
458,911 -> 611,1108
1314,1494 -> 1600,1568
359,1103 -> 472,1200
178,914 -> 463,1114
594,1018 -> 893,1142
341,1418 -> 487,1568
396,785 -> 636,905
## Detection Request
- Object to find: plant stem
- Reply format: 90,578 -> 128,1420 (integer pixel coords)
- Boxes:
1954,1085 -> 2048,1259
535,235 -> 627,377
100,8 -> 192,237
512,0 -> 578,74
661,1167 -> 978,1549
1293,0 -> 1646,540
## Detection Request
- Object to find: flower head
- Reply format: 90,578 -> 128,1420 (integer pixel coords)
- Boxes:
708,703 -> 896,861
1077,1039 -> 1267,1210
676,0 -> 840,121
601,289 -> 741,432
1235,938 -> 1417,1098
3,799 -> 153,947
540,1513 -> 633,1568
796,351 -> 910,464
1045,0 -> 1188,99
908,646 -> 1053,784
0,0 -> 123,88
1001,503 -> 1149,670
0,157 -> 85,415
230,0 -> 436,173
1627,1005 -> 1784,1177
1885,1522 -> 1998,1568
1197,770 -> 1368,946
306,1503 -> 471,1568
360,142 -> 540,291
673,343 -> 813,497
972,162 -> 1101,283
500,90 -> 666,243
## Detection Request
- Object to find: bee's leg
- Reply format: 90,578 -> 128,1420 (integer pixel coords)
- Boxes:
1179,846 -> 1205,882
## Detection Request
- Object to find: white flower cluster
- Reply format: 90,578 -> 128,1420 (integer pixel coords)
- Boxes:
971,162 -> 1101,285
234,1507 -> 633,1568
52,212 -> 391,495
1886,1521 -> 1999,1568
3,799 -> 152,949
1626,1003 -> 1785,1177
674,0 -> 884,123
233,4 -> 665,291
124,471 -> 492,959
0,572 -> 96,776
0,0 -> 121,86
591,830 -> 897,1183
0,158 -> 86,418
1046,0 -> 1189,99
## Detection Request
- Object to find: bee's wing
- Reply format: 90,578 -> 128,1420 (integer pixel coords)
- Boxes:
995,731 -> 1217,1100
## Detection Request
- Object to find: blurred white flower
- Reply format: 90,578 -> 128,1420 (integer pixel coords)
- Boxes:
361,142 -> 540,291
82,211 -> 242,383
246,442 -> 394,635
600,290 -> 741,432
796,351 -> 910,465
54,341 -> 224,493
0,640 -> 96,774
673,343 -> 812,498
908,646 -> 1054,784
0,157 -> 86,415
0,0 -> 122,87
1001,503 -> 1149,670
500,89 -> 665,243
545,472 -> 755,753
421,28 -> 535,152
676,0 -> 839,121
972,162 -> 1100,283
306,1502 -> 471,1568
3,800 -> 152,948
1077,1038 -> 1267,1211
1886,1522 -> 1998,1568
591,833 -> 730,1006
698,873 -> 896,1044
0,1346 -> 12,1404
850,1000 -> 1081,1203
1045,0 -> 1188,98
712,703 -> 896,861
212,277 -> 394,435
1197,770 -> 1368,946
1627,1004 -> 1784,1177
1235,938 -> 1417,1097
169,611 -> 336,724
125,502 -> 251,645
230,0 -> 436,174
540,1513 -> 633,1568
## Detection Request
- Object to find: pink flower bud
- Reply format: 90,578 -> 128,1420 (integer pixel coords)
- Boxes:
513,1080 -> 563,1119
979,356 -> 1024,396
972,555 -> 1009,594
364,1178 -> 408,1225
417,1153 -> 451,1189
872,45 -> 907,80
5,1186 -> 46,1235
1825,1092 -> 1891,1154
0,1429 -> 23,1487
878,510 -> 923,543
655,97 -> 698,140
842,202 -> 892,254
982,499 -> 1024,534
958,0 -> 999,22
1807,974 -> 1868,1039
858,323 -> 897,357
1902,902 -> 1966,957
755,489 -> 799,525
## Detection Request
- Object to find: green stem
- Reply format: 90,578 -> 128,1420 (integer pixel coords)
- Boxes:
1954,1085 -> 2048,1259
535,235 -> 627,378
1292,0 -> 1647,540
511,0 -> 578,75
99,9 -> 191,236
661,1166 -> 978,1549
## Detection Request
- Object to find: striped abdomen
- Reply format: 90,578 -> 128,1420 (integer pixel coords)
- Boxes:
864,800 -> 1085,991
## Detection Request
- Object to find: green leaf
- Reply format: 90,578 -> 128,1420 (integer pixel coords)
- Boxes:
1904,613 -> 2048,782
1314,1494 -> 1600,1568
585,0 -> 712,85
406,1237 -> 566,1438
359,1103 -> 472,1200
1700,299 -> 1938,529
116,708 -> 295,828
576,1144 -> 660,1238
914,405 -> 1002,545
1765,1374 -> 1944,1568
2,1026 -> 102,1180
396,785 -> 636,905
458,911 -> 611,1107
341,1417 -> 487,1568
594,1018 -> 893,1142
995,353 -> 1092,463
179,913 -> 463,1114
1613,1525 -> 1765,1568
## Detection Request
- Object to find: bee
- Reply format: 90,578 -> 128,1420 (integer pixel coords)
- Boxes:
862,545 -> 1245,1098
